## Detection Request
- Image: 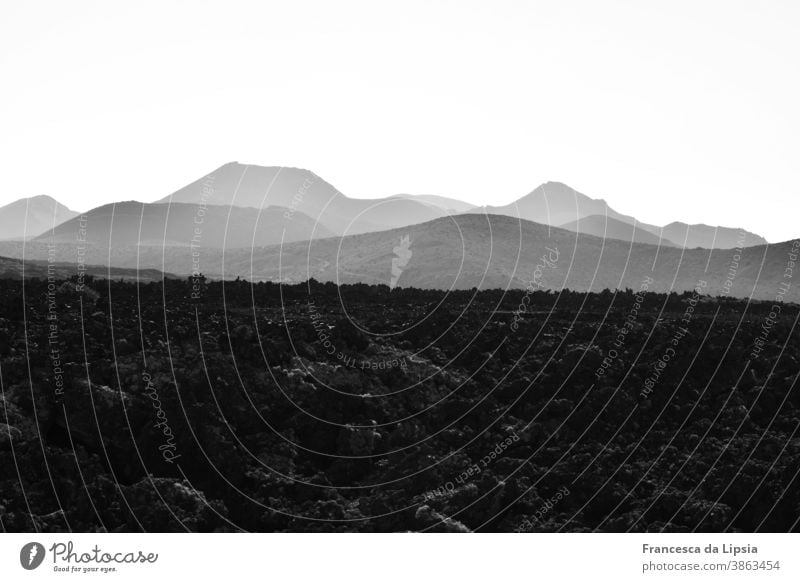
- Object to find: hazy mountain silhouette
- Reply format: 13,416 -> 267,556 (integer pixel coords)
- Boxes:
560,215 -> 678,247
0,195 -> 79,240
7,214 -> 796,303
474,181 -> 766,250
0,165 -> 773,272
392,193 -> 476,213
475,181 -> 637,227
157,165 -> 767,249
638,221 -> 768,250
37,201 -> 335,248
160,162 -> 453,236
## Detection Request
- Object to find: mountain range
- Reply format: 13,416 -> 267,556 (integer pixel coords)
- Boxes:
0,162 -> 791,301
3,163 -> 767,249
478,181 -> 767,249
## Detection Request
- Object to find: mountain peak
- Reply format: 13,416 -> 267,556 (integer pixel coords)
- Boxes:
539,180 -> 574,189
27,194 -> 60,204
1,194 -> 73,211
479,181 -> 632,228
0,195 -> 80,240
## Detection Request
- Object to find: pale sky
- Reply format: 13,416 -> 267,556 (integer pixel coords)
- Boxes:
1,1 -> 798,241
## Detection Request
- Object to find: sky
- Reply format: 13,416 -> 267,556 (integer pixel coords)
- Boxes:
1,1 -> 798,242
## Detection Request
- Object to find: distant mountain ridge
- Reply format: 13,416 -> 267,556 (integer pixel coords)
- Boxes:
477,181 -> 766,250
37,201 -> 336,248
1,164 -> 770,249
559,215 -> 677,248
0,195 -> 79,240
160,164 -> 766,248
159,162 -> 453,236
639,221 -> 764,249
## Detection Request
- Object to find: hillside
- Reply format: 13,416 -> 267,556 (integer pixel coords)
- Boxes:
4,213 -> 798,303
0,255 -> 167,282
231,214 -> 794,302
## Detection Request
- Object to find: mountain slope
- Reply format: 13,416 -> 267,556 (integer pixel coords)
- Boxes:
36,201 -> 335,248
559,214 -> 677,247
0,195 -> 79,239
7,214 -> 797,303
223,214 -> 792,301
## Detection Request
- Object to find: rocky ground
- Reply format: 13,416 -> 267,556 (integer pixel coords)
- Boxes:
1,276 -> 798,532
